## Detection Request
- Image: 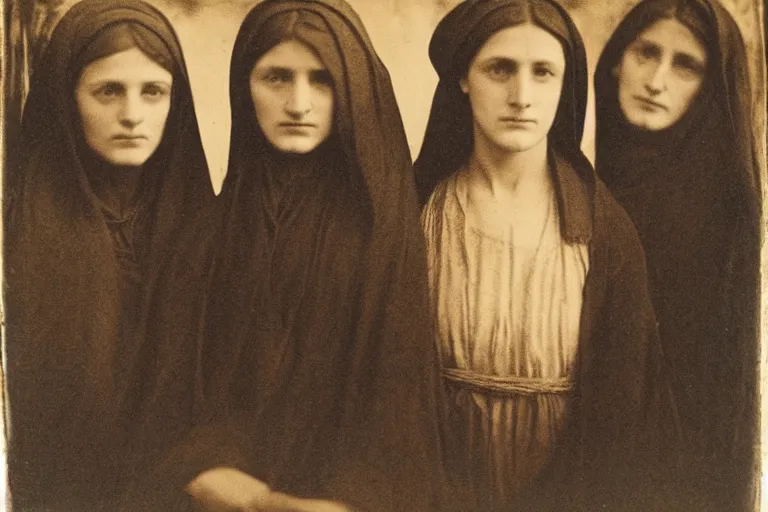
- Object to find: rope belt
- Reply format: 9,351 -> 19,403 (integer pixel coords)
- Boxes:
442,367 -> 574,396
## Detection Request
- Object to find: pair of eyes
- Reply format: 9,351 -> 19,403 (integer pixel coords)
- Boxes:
480,60 -> 561,83
91,82 -> 172,103
629,42 -> 706,79
258,69 -> 334,89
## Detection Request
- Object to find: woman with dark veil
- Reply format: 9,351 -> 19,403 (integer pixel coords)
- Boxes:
4,0 -> 212,509
414,0 -> 664,510
122,0 -> 446,510
594,1 -> 760,509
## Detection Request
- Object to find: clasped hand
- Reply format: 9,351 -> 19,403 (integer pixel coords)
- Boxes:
187,467 -> 351,512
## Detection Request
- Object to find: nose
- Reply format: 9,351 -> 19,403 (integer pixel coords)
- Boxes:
118,92 -> 144,128
644,61 -> 669,95
285,76 -> 312,117
507,72 -> 531,109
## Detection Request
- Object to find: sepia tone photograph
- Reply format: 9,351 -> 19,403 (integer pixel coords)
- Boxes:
0,0 -> 765,510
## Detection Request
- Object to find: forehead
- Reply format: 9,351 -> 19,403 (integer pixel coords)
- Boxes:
253,40 -> 325,70
79,47 -> 171,82
633,18 -> 708,63
474,23 -> 565,65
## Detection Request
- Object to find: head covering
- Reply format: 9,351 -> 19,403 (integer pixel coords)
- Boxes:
74,22 -> 175,75
127,1 -> 446,511
594,0 -> 760,508
4,0 -> 212,508
414,0 -> 591,204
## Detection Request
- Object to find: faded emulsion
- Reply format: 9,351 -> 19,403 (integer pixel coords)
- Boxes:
1,1 -> 765,511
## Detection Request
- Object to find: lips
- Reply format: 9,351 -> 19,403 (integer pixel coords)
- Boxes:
633,96 -> 667,111
279,122 -> 316,128
112,134 -> 147,141
499,117 -> 537,126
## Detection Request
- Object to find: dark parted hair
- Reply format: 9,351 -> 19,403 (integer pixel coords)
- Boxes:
414,0 -> 590,204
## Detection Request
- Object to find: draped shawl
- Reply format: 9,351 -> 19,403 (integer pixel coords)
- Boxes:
4,0 -> 212,508
125,1 -> 446,511
414,1 -> 666,509
594,1 -> 760,509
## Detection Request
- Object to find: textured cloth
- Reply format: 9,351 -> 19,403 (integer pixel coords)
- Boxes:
594,1 -> 761,509
122,1 -> 447,511
421,152 -> 664,512
423,169 -> 589,505
415,1 -> 665,510
4,1 -> 212,509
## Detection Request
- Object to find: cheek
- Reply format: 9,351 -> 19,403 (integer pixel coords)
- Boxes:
468,83 -> 504,117
316,91 -> 335,127
616,58 -> 640,95
542,80 -> 564,112
77,98 -> 110,141
151,100 -> 172,130
250,85 -> 276,125
674,80 -> 704,114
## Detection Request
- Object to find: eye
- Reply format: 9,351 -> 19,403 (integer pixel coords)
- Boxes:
262,69 -> 292,86
533,64 -> 555,80
633,42 -> 661,63
142,83 -> 171,101
310,70 -> 333,89
265,74 -> 286,85
484,60 -> 516,82
93,83 -> 124,102
672,54 -> 706,80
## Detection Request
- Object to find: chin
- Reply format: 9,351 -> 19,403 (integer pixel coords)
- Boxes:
492,133 -> 547,154
270,138 -> 323,155
101,149 -> 154,167
623,110 -> 671,132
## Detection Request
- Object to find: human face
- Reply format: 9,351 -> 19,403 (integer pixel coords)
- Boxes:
460,24 -> 566,156
249,40 -> 334,154
617,18 -> 708,131
75,47 -> 172,166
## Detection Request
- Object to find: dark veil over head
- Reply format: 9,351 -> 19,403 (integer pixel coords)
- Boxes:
414,0 -> 591,203
4,0 -> 211,507
185,1 -> 445,511
594,0 -> 759,199
594,0 -> 760,507
226,0 -> 414,215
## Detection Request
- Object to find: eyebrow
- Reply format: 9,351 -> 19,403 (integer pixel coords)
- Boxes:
256,65 -> 327,73
673,52 -> 707,71
85,78 -> 172,86
480,56 -> 562,68
634,37 -> 706,66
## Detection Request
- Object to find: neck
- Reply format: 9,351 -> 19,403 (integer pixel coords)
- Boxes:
108,168 -> 144,208
85,156 -> 146,216
467,133 -> 550,200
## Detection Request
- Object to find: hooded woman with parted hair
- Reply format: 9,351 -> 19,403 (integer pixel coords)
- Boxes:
415,1 -> 665,509
121,1 -> 446,510
594,1 -> 760,509
4,0 -> 213,509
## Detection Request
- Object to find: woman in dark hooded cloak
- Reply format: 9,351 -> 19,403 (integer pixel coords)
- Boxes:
4,0 -> 212,509
415,0 -> 664,509
594,1 -> 760,509
123,0 -> 446,510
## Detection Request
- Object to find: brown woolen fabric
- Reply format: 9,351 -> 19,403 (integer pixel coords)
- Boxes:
4,0 -> 212,509
123,1 -> 447,511
594,1 -> 760,510
414,1 -> 667,509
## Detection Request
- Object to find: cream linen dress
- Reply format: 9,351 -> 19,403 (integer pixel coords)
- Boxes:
422,170 -> 590,505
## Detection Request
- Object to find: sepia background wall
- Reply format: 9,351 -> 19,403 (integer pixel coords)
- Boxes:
1,0 -> 766,509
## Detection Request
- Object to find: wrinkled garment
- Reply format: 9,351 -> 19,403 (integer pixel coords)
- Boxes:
4,1 -> 212,509
594,1 -> 760,509
123,1 -> 447,511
